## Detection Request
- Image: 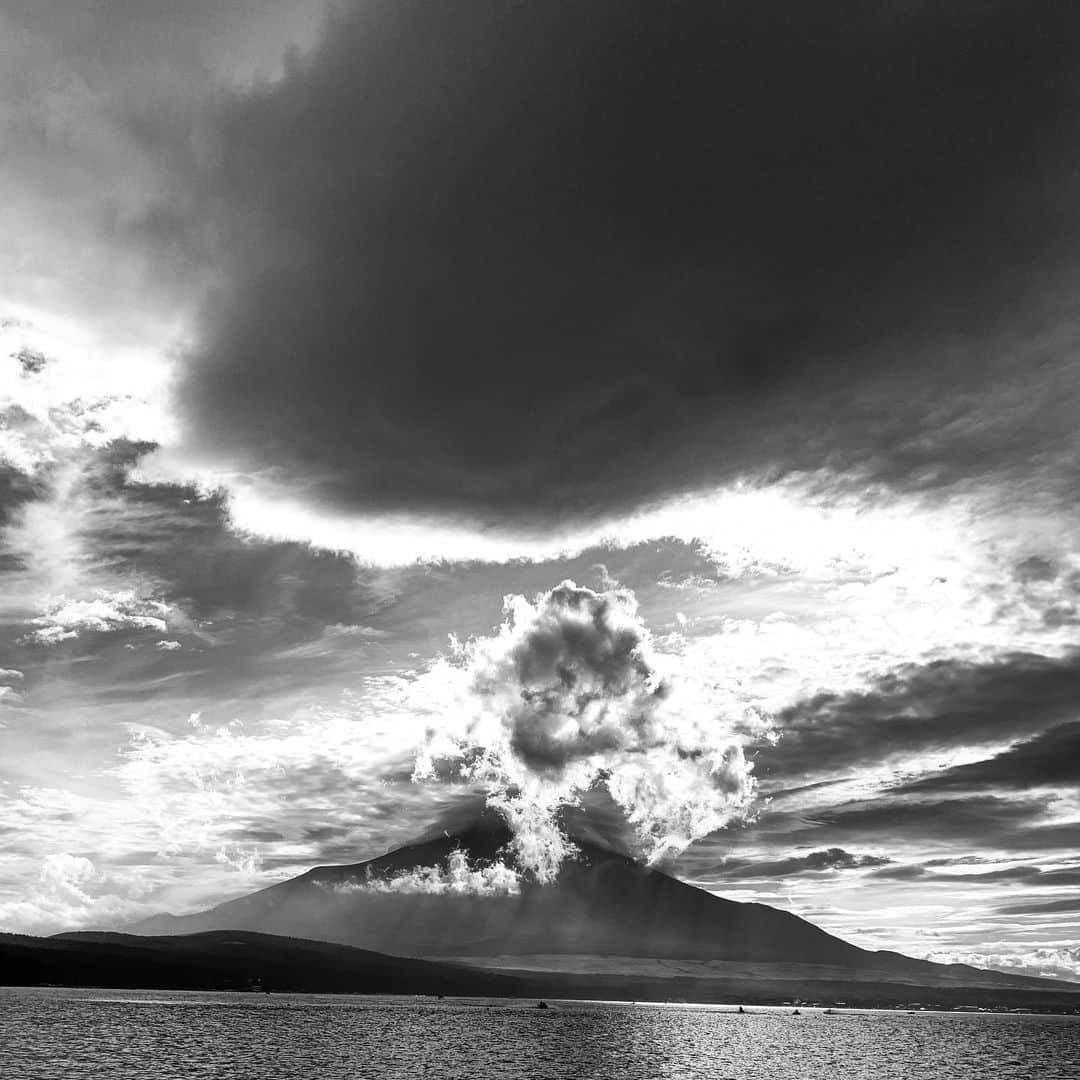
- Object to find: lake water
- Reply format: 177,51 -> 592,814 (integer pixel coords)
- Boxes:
2,988 -> 1078,1079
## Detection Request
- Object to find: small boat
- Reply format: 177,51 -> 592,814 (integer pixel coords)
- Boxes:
737,1006 -> 745,1014
537,1000 -> 549,1010
793,1009 -> 801,1016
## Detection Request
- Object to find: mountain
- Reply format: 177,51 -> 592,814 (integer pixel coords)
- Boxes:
132,816 -> 1077,1001
4,928 -> 1079,1011
4,928 -> 1078,1011
0,929 -> 524,996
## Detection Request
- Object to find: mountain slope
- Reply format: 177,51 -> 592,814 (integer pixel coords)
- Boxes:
132,818 -> 1075,994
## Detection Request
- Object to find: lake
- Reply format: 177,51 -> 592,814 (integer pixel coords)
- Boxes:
2,988 -> 1078,1079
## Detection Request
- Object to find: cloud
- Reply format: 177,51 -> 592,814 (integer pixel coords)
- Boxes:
15,347 -> 47,376
81,468 -> 383,628
896,722 -> 1080,794
871,862 -> 1080,888
109,696 -> 443,882
0,317 -> 195,653
923,946 -> 1080,984
681,794 -> 1072,878
0,852 -> 158,936
809,795 -> 1078,853
330,849 -> 521,897
121,0 -> 1080,529
0,1 -> 328,345
0,314 -> 173,472
412,580 -> 759,880
39,851 -> 95,892
26,588 -> 171,645
755,651 -> 1080,783
997,896 -> 1080,916
720,848 -> 892,879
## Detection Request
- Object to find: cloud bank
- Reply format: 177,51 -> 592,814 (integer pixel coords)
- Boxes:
413,581 -> 759,880
120,0 -> 1080,527
331,849 -> 521,897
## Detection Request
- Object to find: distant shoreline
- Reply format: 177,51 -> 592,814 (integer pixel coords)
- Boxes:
4,930 -> 1079,1016
5,985 -> 1080,1018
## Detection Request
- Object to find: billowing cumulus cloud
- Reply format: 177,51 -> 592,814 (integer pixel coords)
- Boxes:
0,852 -> 156,936
413,581 -> 759,879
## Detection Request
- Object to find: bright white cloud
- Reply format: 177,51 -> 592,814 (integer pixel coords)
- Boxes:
412,580 -> 760,880
0,312 -> 175,462
136,459 -> 1059,578
330,849 -> 521,897
27,589 -> 172,644
0,852 -> 158,937
924,945 -> 1080,983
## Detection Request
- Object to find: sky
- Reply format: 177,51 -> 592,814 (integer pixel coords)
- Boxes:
1,0 -> 1079,982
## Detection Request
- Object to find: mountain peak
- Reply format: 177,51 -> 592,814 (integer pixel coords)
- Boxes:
128,820 -> 1077,996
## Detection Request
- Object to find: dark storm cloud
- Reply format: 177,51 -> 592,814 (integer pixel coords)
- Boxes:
132,0 -> 1080,522
896,722 -> 1080,794
752,651 -> 1080,783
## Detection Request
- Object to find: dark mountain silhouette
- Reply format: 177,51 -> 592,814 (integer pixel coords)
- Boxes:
4,928 -> 1080,1010
130,816 -> 1076,997
0,929 -> 521,996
